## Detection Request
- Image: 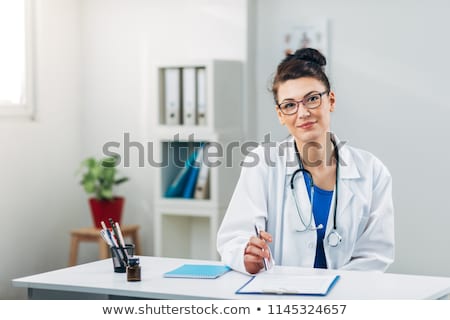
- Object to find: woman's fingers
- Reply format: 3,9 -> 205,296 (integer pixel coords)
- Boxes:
245,241 -> 270,259
244,261 -> 264,274
259,231 -> 272,242
243,231 -> 274,274
244,251 -> 264,274
247,235 -> 271,258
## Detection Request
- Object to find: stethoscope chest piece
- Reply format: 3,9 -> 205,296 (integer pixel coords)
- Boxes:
327,230 -> 342,247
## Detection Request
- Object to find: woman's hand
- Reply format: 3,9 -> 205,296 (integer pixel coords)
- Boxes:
243,231 -> 272,274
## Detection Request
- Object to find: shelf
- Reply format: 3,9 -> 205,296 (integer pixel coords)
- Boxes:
158,140 -> 209,200
155,198 -> 223,213
152,59 -> 243,260
153,59 -> 243,132
153,125 -> 242,141
154,207 -> 224,260
159,215 -> 212,260
155,138 -> 242,207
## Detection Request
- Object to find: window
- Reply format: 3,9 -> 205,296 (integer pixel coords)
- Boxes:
0,0 -> 35,118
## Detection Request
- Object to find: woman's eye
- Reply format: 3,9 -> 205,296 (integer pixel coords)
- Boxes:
283,102 -> 296,109
307,95 -> 319,103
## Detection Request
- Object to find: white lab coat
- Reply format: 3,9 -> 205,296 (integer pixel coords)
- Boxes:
217,135 -> 394,274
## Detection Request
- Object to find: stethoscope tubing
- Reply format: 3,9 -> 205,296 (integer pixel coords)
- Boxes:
291,138 -> 341,246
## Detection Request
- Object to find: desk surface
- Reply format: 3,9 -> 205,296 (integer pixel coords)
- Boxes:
12,256 -> 450,299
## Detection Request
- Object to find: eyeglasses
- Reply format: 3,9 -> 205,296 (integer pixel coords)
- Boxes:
277,91 -> 329,115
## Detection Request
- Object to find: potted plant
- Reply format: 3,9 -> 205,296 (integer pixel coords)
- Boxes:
78,156 -> 129,229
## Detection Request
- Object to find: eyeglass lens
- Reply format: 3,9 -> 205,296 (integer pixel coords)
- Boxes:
279,92 -> 323,115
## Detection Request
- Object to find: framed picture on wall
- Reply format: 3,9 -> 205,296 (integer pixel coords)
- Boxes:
283,18 -> 329,60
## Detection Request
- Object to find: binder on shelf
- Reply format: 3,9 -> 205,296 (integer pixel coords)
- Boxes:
196,67 -> 207,125
182,67 -> 197,126
194,144 -> 210,199
164,148 -> 198,198
164,68 -> 181,125
182,145 -> 204,198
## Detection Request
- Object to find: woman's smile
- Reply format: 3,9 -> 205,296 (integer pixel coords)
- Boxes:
297,120 -> 317,129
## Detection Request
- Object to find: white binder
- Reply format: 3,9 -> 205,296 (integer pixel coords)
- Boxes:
164,68 -> 181,125
196,68 -> 207,125
194,144 -> 210,199
182,67 -> 197,125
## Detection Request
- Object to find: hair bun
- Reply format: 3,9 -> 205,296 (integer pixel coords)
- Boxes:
293,48 -> 326,67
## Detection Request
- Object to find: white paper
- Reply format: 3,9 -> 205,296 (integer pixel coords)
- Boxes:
238,273 -> 338,295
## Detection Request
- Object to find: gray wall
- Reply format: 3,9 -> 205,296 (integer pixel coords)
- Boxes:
256,0 -> 450,276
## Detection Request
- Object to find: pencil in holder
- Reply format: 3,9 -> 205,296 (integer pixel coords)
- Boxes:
110,244 -> 135,273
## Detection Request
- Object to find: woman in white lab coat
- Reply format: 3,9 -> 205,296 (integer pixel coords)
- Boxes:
216,48 -> 394,274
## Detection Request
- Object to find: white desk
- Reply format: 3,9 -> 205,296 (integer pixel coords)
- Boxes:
12,256 -> 450,300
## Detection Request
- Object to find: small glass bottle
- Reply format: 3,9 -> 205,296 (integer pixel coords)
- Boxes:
127,257 -> 141,281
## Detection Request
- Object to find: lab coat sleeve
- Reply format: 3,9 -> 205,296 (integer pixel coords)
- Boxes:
341,161 -> 395,271
216,146 -> 269,274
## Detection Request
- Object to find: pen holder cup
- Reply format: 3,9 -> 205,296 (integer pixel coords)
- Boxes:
110,244 -> 135,273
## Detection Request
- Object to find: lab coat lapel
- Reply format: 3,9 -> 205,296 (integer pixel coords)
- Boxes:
284,136 -> 298,176
324,138 -> 362,268
326,140 -> 361,233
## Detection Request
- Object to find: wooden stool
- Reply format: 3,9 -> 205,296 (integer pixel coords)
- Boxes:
68,224 -> 141,266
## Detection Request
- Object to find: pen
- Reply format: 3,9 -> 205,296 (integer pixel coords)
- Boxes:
254,225 -> 268,271
100,220 -> 117,246
108,229 -> 119,247
100,229 -> 113,247
109,218 -> 128,264
101,220 -> 118,247
115,222 -> 126,248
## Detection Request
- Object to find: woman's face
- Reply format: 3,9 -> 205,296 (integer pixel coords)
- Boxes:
276,77 -> 335,144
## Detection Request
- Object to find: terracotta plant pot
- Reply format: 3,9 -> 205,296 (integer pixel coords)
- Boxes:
89,197 -> 124,229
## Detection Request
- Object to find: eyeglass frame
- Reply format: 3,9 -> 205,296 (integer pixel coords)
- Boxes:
277,90 -> 329,115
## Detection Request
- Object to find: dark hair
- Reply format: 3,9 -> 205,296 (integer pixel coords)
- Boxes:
271,48 -> 330,104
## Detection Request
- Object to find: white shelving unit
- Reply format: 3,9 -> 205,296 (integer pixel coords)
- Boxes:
152,60 -> 243,260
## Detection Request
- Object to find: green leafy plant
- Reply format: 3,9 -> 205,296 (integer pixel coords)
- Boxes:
78,156 -> 129,200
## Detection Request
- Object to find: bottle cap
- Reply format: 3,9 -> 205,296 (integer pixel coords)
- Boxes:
128,257 -> 140,266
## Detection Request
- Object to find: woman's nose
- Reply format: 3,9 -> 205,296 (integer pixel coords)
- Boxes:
297,104 -> 311,119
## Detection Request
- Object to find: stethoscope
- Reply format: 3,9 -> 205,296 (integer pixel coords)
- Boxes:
290,138 -> 342,247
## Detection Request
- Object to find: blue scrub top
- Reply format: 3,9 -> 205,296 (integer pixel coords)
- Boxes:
303,173 -> 333,269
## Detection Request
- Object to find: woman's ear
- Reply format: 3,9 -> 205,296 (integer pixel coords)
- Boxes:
328,91 -> 336,112
276,107 -> 285,125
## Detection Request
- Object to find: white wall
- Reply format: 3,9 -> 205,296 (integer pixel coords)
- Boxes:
256,0 -> 450,276
79,0 -> 248,264
2,0 -> 249,300
0,0 -> 84,299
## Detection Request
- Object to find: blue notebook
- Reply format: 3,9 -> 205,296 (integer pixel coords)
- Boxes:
163,264 -> 231,279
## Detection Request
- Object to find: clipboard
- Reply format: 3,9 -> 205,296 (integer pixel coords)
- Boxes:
236,274 -> 340,296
